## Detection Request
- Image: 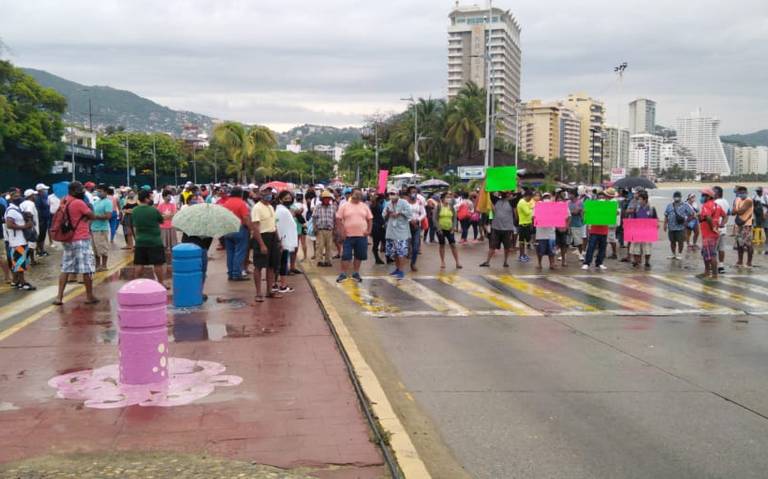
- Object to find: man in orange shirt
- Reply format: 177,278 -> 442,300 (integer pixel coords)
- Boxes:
335,188 -> 372,283
219,186 -> 253,281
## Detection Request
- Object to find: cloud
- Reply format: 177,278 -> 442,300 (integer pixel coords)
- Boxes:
1,0 -> 766,133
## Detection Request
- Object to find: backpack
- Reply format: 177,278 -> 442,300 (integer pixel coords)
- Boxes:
50,199 -> 81,242
457,202 -> 470,221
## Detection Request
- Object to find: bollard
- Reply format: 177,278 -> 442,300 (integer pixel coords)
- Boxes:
172,243 -> 204,308
118,279 -> 169,385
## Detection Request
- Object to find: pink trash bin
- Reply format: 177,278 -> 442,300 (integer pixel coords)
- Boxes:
117,279 -> 169,385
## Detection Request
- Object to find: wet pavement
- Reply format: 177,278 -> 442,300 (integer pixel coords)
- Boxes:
309,237 -> 768,478
0,250 -> 386,478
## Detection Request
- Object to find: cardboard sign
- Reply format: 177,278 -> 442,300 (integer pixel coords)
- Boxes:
377,170 -> 389,194
623,218 -> 659,243
584,200 -> 618,226
484,166 -> 517,192
534,202 -> 569,228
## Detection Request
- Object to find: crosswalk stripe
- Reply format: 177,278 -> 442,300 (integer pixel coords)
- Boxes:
494,275 -> 600,313
436,274 -> 542,316
599,276 -> 736,313
651,275 -> 768,310
333,278 -> 401,315
382,277 -> 471,315
717,276 -> 768,299
546,276 -> 664,313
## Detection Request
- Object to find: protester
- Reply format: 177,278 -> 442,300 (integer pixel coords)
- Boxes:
53,181 -> 101,304
629,190 -> 658,269
713,186 -> 730,274
733,185 -> 754,268
313,190 -> 337,267
90,184 -> 114,272
554,190 -> 571,267
275,190 -> 297,293
406,186 -> 426,272
157,190 -> 178,264
752,187 -> 766,249
699,188 -> 726,279
121,189 -> 138,250
456,191 -> 473,243
292,192 -> 308,270
20,189 -> 39,265
480,191 -> 516,268
34,183 -> 51,257
251,186 -> 282,301
220,186 -> 253,281
685,193 -> 700,250
369,193 -> 386,265
433,192 -> 462,269
336,188 -> 373,283
534,192 -> 561,270
0,195 -> 11,284
107,187 -> 120,243
3,188 -> 35,290
516,190 -> 535,263
664,191 -> 695,260
582,192 -> 609,271
131,189 -> 166,286
384,189 -> 412,280
567,189 -> 586,261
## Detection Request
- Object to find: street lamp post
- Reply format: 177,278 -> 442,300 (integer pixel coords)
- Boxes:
400,96 -> 419,176
483,0 -> 494,169
152,136 -> 158,190
70,129 -> 76,181
125,138 -> 130,187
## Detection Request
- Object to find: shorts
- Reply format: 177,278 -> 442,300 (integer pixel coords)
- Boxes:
569,226 -> 586,246
630,242 -> 652,256
717,234 -> 727,252
385,239 -> 409,258
62,239 -> 96,274
161,228 -> 178,250
555,230 -> 569,248
133,245 -> 166,266
92,231 -> 110,256
253,232 -> 281,270
736,226 -> 753,249
342,236 -> 368,261
701,238 -> 718,261
279,249 -> 290,276
437,229 -> 456,246
608,227 -> 617,243
518,224 -> 533,243
10,245 -> 29,273
536,239 -> 555,257
489,229 -> 513,250
668,230 -> 685,243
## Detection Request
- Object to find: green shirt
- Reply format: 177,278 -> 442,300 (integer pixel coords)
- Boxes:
131,204 -> 163,247
90,197 -> 113,232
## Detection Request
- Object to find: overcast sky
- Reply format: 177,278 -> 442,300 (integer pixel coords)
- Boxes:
1,0 -> 766,133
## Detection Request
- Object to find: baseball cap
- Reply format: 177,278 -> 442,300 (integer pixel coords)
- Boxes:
23,189 -> 36,197
700,187 -> 715,198
84,181 -> 96,188
35,183 -> 49,191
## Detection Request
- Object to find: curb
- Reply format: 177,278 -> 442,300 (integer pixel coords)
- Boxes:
0,255 -> 134,342
308,275 -> 432,479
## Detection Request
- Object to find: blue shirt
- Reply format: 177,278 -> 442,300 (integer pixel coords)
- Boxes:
664,202 -> 694,232
384,199 -> 412,241
91,197 -> 113,232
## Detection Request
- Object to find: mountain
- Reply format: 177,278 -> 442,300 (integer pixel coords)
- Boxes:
721,130 -> 768,147
22,68 -> 216,135
278,124 -> 361,148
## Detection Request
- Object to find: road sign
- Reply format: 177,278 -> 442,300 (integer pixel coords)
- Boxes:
457,166 -> 485,180
610,168 -> 626,182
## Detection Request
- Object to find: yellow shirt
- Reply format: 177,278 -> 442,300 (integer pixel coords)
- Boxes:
251,202 -> 276,233
517,198 -> 534,226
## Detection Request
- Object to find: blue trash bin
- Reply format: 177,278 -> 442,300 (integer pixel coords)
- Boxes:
172,243 -> 203,308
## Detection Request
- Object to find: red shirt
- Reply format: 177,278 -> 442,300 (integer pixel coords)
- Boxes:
589,225 -> 609,235
220,196 -> 250,225
700,200 -> 724,240
62,196 -> 92,241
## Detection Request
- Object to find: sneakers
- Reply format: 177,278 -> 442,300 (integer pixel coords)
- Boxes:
666,255 -> 676,260
351,273 -> 362,283
598,264 -> 608,271
336,273 -> 348,283
581,264 -> 590,270
393,270 -> 405,280
518,255 -> 530,263
17,282 -> 36,291
278,286 -> 295,293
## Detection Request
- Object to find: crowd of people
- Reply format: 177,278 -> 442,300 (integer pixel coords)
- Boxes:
2,178 -> 766,303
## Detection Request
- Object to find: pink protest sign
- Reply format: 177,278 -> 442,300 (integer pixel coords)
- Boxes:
377,170 -> 389,194
534,202 -> 569,228
623,218 -> 659,243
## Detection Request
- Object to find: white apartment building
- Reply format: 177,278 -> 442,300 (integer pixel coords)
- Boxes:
603,125 -> 630,169
660,142 -> 697,172
675,111 -> 730,176
559,108 -> 581,164
628,98 -> 656,135
733,146 -> 768,176
629,134 -> 663,171
448,3 -> 522,140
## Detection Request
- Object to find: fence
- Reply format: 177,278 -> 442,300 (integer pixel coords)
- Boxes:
1,171 -> 216,191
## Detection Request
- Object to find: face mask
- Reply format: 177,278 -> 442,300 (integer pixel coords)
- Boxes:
410,193 -> 417,200
674,197 -> 681,203
282,200 -> 293,206
738,193 -> 747,199
700,196 -> 708,204
11,197 -> 23,206
263,194 -> 273,202
73,190 -> 86,199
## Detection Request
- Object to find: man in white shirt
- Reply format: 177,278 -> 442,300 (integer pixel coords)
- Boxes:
713,186 -> 730,274
20,189 -> 39,262
4,188 -> 35,290
406,185 -> 426,272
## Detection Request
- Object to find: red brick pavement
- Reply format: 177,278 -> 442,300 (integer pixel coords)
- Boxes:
0,251 -> 385,478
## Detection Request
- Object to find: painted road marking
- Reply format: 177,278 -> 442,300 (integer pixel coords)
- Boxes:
332,278 -> 401,316
493,274 -> 600,313
651,275 -> 768,311
545,276 -> 667,314
383,277 -> 471,316
599,276 -> 738,314
435,274 -> 541,316
717,276 -> 768,299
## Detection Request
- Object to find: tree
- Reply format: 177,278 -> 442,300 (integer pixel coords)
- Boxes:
248,125 -> 278,181
444,82 -> 485,160
98,131 -> 186,178
0,60 -> 66,174
212,122 -> 278,183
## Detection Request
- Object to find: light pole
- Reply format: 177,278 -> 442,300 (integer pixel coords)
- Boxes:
69,128 -> 76,181
613,62 -> 628,169
483,0 -> 494,169
192,143 -> 198,184
152,136 -> 158,190
400,96 -> 419,176
125,137 -> 130,187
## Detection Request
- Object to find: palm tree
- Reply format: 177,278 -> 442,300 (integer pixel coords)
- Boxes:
248,125 -> 278,181
444,82 -> 485,159
212,122 -> 250,183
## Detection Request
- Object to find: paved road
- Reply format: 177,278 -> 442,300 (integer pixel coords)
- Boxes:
313,240 -> 768,478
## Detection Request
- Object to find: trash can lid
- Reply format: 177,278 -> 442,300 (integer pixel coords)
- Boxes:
172,243 -> 203,258
118,279 -> 168,306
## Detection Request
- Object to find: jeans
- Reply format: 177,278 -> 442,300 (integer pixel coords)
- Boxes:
460,218 -> 471,241
109,211 -> 119,242
224,225 -> 248,278
584,234 -> 607,267
372,228 -> 385,262
37,216 -> 50,251
409,229 -> 421,268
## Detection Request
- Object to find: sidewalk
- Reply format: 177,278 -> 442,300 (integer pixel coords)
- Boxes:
0,249 -> 387,478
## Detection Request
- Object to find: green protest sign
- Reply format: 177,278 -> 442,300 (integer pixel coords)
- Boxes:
484,166 -> 517,192
583,200 -> 618,226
